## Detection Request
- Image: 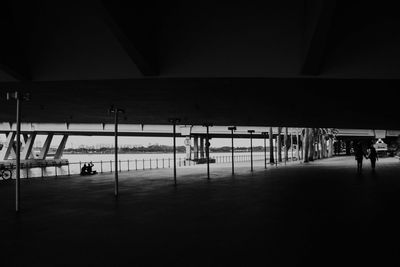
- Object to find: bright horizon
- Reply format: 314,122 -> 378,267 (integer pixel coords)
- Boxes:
1,134 -> 271,149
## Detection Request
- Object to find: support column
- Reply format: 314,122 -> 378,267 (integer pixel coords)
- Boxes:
291,132 -> 294,161
296,132 -> 300,160
269,127 -> 274,163
277,127 -> 282,162
21,133 -> 37,160
54,135 -> 68,160
193,136 -> 199,161
248,130 -> 254,172
184,136 -> 191,160
110,107 -> 125,197
200,137 -> 205,159
0,132 -> 16,160
169,118 -> 181,186
284,127 -> 289,162
262,132 -> 267,169
228,127 -> 237,175
304,128 -> 310,163
38,134 -> 54,160
328,137 -> 333,157
203,124 -> 213,180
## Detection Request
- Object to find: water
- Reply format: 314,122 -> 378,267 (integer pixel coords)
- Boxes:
15,151 -> 284,179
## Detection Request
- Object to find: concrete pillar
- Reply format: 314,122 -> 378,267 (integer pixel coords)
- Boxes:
328,137 -> 333,157
54,135 -> 68,160
296,132 -> 300,160
284,127 -> 289,161
269,127 -> 274,163
38,134 -> 54,160
0,132 -> 16,160
193,136 -> 199,160
200,136 -> 205,159
21,133 -> 37,160
277,127 -> 282,162
304,128 -> 310,163
184,136 -> 191,160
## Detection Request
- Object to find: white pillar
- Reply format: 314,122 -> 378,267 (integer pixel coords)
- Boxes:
54,135 -> 68,160
193,136 -> 199,160
184,136 -> 191,160
38,134 -> 53,160
0,132 -> 16,160
21,133 -> 37,160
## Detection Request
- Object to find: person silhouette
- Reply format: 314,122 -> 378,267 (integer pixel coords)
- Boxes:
367,144 -> 378,171
81,163 -> 88,175
87,162 -> 93,174
354,142 -> 366,173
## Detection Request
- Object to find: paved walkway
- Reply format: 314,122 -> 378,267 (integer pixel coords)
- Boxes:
1,156 -> 400,266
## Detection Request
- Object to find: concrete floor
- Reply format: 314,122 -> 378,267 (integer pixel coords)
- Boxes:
1,157 -> 400,266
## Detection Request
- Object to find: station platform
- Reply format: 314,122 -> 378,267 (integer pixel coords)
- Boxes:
1,156 -> 400,266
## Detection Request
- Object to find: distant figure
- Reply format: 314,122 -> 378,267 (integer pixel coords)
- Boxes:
367,145 -> 378,171
354,142 -> 366,173
81,163 -> 88,175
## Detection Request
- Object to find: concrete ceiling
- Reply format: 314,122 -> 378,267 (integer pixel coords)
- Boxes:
0,1 -> 399,129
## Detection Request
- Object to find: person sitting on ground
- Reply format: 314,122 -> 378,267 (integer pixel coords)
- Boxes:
81,163 -> 88,175
87,161 -> 97,175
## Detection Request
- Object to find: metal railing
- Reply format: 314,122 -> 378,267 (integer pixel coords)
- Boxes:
0,153 -> 301,180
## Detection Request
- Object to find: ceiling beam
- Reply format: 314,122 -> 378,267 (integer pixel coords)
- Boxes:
98,1 -> 158,76
300,1 -> 336,75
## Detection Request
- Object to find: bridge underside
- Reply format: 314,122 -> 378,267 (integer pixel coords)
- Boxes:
0,78 -> 399,130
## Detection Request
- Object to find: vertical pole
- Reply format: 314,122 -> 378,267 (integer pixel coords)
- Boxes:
248,130 -> 255,172
231,133 -> 234,175
269,127 -> 274,164
275,139 -> 278,166
206,126 -> 210,180
100,160 -> 103,173
250,134 -> 253,172
173,123 -> 177,185
296,132 -> 300,160
291,132 -> 294,161
114,111 -> 118,197
228,127 -> 236,176
16,95 -> 21,212
263,133 -> 267,169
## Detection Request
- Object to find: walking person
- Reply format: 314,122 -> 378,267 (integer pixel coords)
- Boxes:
367,144 -> 378,171
354,142 -> 366,174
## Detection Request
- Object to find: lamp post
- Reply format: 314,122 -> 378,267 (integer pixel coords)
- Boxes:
169,118 -> 181,185
228,126 -> 237,175
7,91 -> 30,212
203,123 -> 213,179
261,132 -> 267,169
109,106 -> 125,197
248,130 -> 255,172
